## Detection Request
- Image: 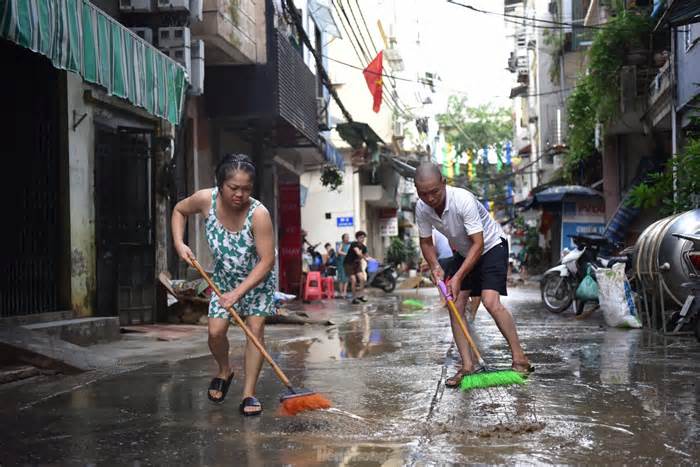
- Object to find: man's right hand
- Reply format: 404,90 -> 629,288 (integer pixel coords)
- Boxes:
430,265 -> 445,284
175,243 -> 194,263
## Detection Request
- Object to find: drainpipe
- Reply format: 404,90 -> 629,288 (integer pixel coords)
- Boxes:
670,27 -> 678,209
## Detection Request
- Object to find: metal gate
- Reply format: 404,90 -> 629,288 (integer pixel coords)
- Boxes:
95,127 -> 155,325
0,42 -> 62,317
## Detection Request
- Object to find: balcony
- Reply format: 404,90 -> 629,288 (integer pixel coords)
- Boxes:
205,30 -> 319,146
647,61 -> 672,129
191,0 -> 258,64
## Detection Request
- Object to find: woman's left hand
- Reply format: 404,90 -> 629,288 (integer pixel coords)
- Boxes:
219,289 -> 243,309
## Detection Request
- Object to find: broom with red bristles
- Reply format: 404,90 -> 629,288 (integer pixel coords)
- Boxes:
188,256 -> 331,416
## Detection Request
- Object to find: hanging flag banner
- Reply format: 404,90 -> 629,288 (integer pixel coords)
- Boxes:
496,142 -> 504,173
363,51 -> 383,113
466,148 -> 473,181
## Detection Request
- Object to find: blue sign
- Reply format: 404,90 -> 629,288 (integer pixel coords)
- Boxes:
561,222 -> 605,250
337,216 -> 354,227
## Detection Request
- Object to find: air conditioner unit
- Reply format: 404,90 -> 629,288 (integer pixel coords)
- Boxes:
188,39 -> 205,94
157,0 -> 189,11
130,27 -> 153,45
119,0 -> 152,12
190,0 -> 203,22
158,27 -> 191,49
164,46 -> 191,76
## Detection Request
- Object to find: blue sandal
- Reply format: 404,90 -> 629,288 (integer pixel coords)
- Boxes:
207,372 -> 234,404
239,396 -> 263,416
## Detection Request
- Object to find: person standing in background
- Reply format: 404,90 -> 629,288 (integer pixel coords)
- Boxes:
336,233 -> 351,299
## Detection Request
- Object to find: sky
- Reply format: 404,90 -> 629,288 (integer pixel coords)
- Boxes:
379,0 -> 514,113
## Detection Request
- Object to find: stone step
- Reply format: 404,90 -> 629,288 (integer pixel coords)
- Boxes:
23,317 -> 121,347
0,326 -> 117,373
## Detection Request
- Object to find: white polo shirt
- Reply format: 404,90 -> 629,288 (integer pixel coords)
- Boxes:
416,185 -> 505,257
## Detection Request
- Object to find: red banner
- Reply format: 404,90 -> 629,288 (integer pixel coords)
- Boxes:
278,182 -> 302,294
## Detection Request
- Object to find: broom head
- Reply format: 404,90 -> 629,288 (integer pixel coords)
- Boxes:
459,369 -> 525,391
279,388 -> 332,416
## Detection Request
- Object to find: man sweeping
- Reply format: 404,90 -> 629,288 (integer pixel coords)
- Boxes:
414,163 -> 532,387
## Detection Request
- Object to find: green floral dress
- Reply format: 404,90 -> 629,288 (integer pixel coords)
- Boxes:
206,188 -> 277,319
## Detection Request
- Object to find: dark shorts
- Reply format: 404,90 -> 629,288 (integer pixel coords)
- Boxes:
441,238 -> 509,297
343,260 -> 362,277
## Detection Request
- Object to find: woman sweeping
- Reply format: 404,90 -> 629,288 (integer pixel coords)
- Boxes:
171,153 -> 276,416
336,233 -> 351,299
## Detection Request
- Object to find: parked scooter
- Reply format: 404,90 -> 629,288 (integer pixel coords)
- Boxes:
366,259 -> 397,293
666,232 -> 700,340
541,233 -> 628,314
304,240 -> 324,272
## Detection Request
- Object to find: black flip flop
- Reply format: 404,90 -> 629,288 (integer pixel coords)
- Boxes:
239,396 -> 263,416
513,363 -> 535,378
207,372 -> 234,404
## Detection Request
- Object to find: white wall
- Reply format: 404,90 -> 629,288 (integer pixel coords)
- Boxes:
300,161 -> 359,248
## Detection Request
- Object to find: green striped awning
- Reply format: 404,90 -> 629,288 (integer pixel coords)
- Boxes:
0,0 -> 186,124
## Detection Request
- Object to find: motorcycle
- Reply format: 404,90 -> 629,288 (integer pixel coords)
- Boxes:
666,232 -> 700,340
541,233 -> 629,314
367,259 -> 397,293
304,240 -> 324,272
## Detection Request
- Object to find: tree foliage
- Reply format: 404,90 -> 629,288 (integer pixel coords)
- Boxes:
436,96 -> 513,151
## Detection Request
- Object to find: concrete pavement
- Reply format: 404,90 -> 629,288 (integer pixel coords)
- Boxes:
1,285 -> 699,464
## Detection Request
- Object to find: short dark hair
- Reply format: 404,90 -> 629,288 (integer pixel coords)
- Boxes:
215,153 -> 256,188
342,233 -> 349,240
324,242 -> 331,248
355,231 -> 367,239
414,163 -> 443,183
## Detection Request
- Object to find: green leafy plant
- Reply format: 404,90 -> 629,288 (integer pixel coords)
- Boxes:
564,74 -> 597,180
543,29 -> 566,85
563,8 -> 652,180
627,121 -> 700,214
386,237 -> 408,267
320,165 -> 343,191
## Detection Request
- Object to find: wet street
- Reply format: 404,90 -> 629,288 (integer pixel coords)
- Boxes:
1,285 -> 699,465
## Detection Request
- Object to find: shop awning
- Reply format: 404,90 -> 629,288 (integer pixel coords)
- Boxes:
0,0 -> 186,124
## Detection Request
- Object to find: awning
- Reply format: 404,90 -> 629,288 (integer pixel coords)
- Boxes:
336,122 -> 385,149
0,0 -> 186,124
534,185 -> 602,204
382,154 -> 416,179
654,0 -> 700,27
509,84 -> 527,98
308,0 -> 341,39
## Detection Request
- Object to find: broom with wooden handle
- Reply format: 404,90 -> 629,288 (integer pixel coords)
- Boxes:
437,280 -> 525,390
189,256 -> 331,415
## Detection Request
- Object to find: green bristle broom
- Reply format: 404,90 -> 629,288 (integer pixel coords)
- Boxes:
437,280 -> 525,391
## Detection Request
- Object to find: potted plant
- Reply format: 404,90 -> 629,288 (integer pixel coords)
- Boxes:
320,165 -> 343,191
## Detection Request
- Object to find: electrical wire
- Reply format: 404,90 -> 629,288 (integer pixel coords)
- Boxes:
333,0 -> 412,116
323,54 -> 577,99
446,0 -> 607,30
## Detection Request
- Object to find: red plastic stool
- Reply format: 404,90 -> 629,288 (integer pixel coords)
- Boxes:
303,271 -> 323,301
321,277 -> 335,299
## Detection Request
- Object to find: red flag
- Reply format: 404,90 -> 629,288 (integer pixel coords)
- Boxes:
363,51 -> 383,113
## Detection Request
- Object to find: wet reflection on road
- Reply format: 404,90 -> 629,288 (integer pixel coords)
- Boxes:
1,287 -> 698,464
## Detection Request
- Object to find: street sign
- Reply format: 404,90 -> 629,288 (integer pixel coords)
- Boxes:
337,216 -> 354,227
379,217 -> 398,236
